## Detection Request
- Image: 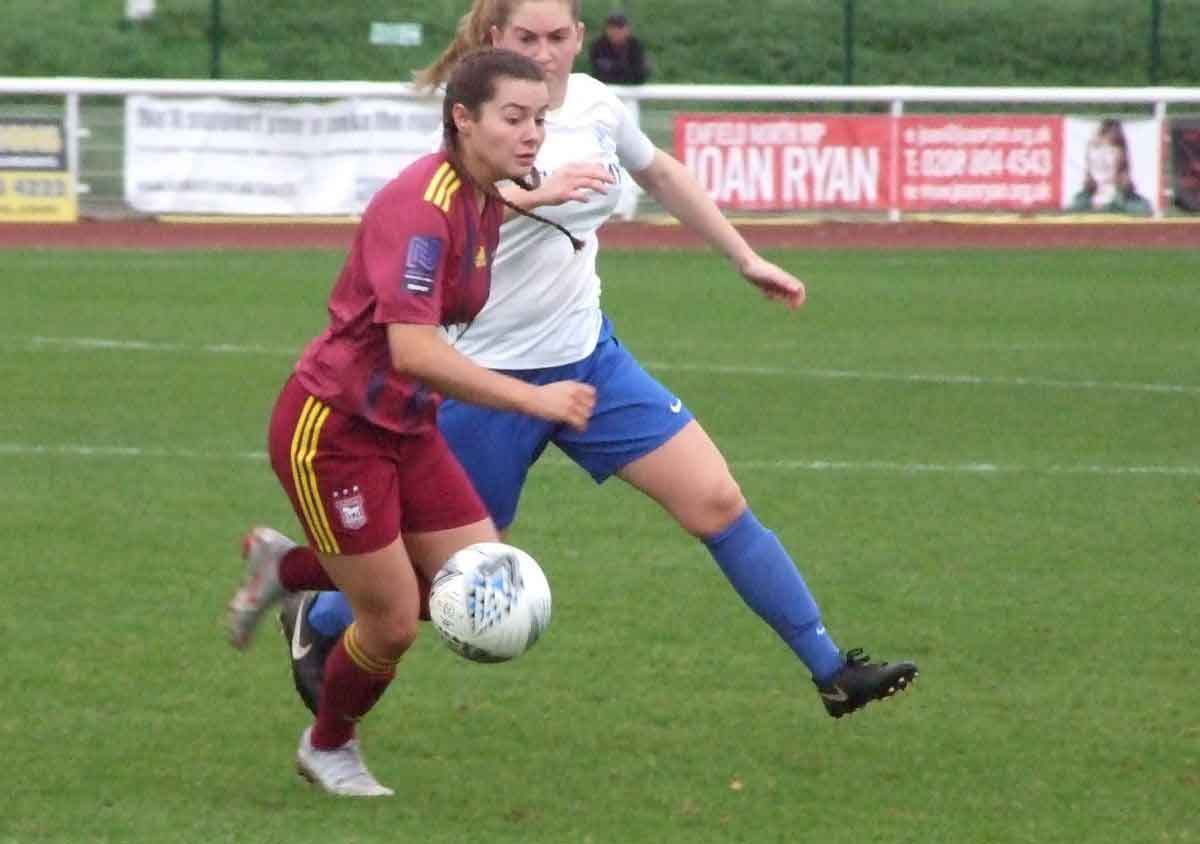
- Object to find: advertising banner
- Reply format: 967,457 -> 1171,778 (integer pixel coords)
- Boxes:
896,115 -> 1062,211
0,117 -> 77,222
1061,117 -> 1160,215
674,114 -> 891,211
1168,118 -> 1200,213
124,96 -> 442,215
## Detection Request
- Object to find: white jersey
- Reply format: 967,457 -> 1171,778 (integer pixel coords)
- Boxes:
446,73 -> 656,368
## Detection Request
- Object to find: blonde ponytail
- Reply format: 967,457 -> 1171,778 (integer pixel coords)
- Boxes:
414,0 -> 504,90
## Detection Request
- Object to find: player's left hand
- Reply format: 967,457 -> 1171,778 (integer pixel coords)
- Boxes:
738,254 -> 806,309
535,162 -> 614,206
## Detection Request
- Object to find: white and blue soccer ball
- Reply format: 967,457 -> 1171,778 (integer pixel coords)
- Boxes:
429,542 -> 552,663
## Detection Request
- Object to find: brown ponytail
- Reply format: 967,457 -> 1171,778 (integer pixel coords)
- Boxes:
442,48 -> 584,252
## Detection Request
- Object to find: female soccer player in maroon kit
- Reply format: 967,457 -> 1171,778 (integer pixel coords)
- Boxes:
225,48 -> 597,797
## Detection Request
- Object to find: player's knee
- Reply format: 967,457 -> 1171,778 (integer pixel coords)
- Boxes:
357,611 -> 420,662
681,475 -> 746,537
380,616 -> 420,658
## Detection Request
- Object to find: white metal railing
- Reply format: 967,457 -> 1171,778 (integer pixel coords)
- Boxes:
620,83 -> 1200,106
4,78 -> 1200,218
9,77 -> 1200,102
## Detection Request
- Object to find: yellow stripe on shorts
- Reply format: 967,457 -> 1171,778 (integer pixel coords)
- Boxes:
289,396 -> 339,555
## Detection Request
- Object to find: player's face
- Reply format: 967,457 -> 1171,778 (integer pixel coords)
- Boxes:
459,77 -> 549,183
492,0 -> 583,109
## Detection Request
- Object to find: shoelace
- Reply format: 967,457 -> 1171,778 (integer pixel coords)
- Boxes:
844,647 -> 870,667
316,741 -> 377,787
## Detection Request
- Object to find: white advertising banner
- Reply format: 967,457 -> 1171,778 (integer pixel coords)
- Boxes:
1061,117 -> 1160,215
124,95 -> 442,215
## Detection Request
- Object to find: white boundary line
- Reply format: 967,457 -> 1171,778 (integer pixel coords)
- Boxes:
2,442 -> 1197,477
29,336 -> 296,356
23,336 -> 1200,396
644,361 -> 1200,396
732,458 -> 1200,477
0,443 -> 268,461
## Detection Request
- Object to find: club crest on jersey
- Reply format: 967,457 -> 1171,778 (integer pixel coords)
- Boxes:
594,125 -> 616,156
332,486 -> 367,531
474,245 -> 487,268
403,235 -> 442,296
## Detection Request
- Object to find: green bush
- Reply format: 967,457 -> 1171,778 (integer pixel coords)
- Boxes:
3,0 -> 1198,85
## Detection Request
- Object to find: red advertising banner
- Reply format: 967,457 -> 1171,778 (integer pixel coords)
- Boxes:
675,114 -> 891,211
896,115 -> 1063,211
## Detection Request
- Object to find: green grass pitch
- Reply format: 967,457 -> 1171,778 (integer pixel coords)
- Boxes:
1,244 -> 1197,843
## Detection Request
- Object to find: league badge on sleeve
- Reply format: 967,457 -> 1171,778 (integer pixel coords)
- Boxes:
403,235 -> 443,296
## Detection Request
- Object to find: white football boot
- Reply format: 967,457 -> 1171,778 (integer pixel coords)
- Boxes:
296,727 -> 394,797
227,525 -> 295,649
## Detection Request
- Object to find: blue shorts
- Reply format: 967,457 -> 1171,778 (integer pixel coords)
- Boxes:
438,317 -> 694,529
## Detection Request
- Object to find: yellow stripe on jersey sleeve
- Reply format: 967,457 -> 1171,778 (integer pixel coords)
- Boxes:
432,174 -> 458,212
423,162 -> 452,205
439,177 -> 460,214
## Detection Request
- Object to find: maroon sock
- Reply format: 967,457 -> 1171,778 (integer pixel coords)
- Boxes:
278,546 -> 335,591
310,624 -> 396,749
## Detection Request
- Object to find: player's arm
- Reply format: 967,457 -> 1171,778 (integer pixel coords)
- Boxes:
386,324 -> 594,431
420,127 -> 603,222
630,148 -> 805,309
363,195 -> 593,429
498,163 -> 614,219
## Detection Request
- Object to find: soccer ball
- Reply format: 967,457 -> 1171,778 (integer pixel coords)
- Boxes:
428,542 -> 552,663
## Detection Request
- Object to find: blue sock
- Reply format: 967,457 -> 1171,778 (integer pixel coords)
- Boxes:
308,590 -> 354,638
704,508 -> 845,684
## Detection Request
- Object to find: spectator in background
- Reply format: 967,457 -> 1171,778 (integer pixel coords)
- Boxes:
589,10 -> 650,85
1069,118 -> 1152,215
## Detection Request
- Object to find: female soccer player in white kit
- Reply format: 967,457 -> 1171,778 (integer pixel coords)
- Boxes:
288,0 -> 918,719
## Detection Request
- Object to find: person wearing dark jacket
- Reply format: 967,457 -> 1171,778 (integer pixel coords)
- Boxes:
589,10 -> 650,84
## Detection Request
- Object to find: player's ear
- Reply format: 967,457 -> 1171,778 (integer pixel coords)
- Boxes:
572,21 -> 585,52
488,24 -> 501,45
451,102 -> 475,136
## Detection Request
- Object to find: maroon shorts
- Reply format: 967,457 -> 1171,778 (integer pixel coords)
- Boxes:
267,374 -> 489,556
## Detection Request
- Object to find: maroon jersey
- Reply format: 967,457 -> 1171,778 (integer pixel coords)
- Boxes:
294,152 -> 502,434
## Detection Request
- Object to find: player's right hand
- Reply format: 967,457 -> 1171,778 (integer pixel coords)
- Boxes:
536,162 -> 614,206
533,381 -> 596,432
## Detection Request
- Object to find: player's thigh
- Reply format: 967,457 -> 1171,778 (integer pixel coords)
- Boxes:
438,396 -> 553,529
318,533 -> 422,654
404,518 -> 498,583
616,419 -> 745,537
396,428 -> 496,581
